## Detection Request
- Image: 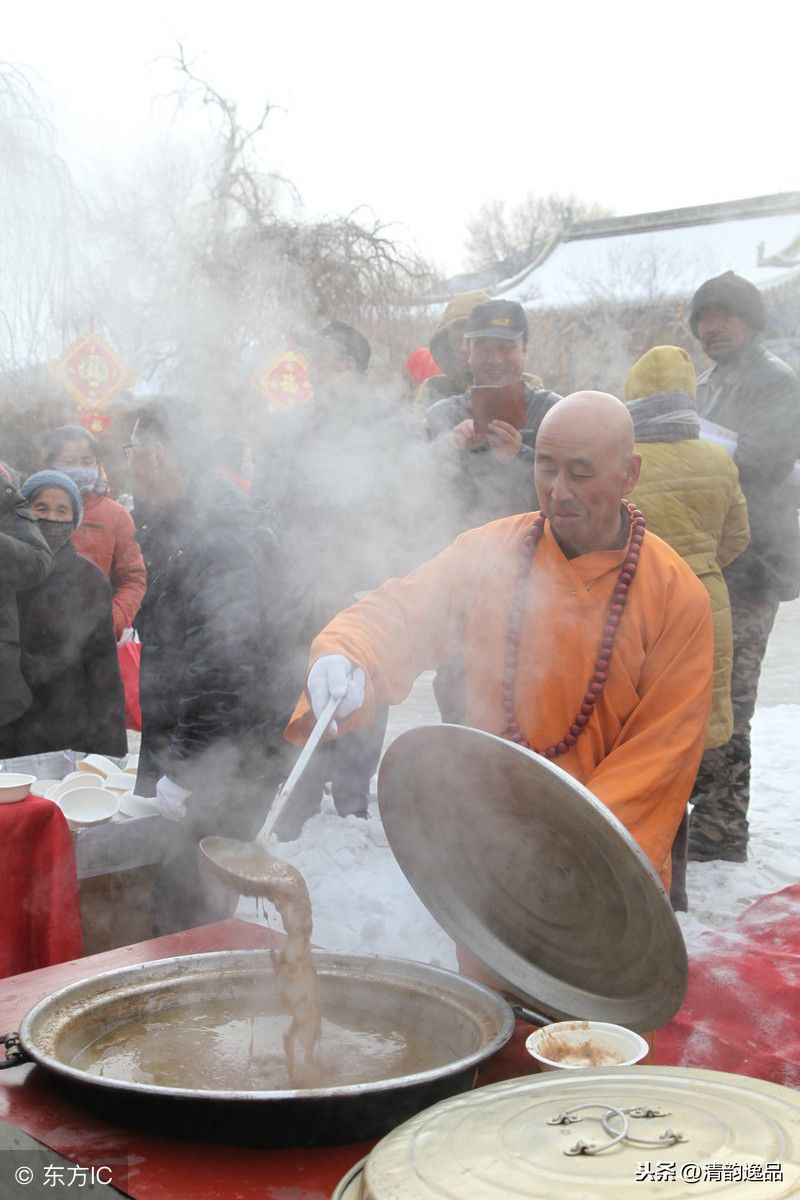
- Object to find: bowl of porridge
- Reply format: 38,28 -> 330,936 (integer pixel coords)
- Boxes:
526,1020 -> 649,1072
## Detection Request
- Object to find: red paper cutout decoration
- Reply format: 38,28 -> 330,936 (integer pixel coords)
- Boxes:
75,411 -> 113,435
252,349 -> 313,411
48,333 -> 138,412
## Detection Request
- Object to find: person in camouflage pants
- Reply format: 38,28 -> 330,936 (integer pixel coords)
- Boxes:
687,271 -> 800,862
689,593 -> 779,860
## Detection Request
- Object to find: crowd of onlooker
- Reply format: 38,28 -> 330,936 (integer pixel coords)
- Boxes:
1,269 -> 798,929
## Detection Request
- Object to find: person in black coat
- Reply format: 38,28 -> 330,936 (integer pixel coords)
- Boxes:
250,321 -> 439,839
0,463 -> 54,757
10,471 -> 126,758
130,399 -> 293,935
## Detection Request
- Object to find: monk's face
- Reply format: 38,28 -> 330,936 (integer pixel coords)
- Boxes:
535,425 -> 641,557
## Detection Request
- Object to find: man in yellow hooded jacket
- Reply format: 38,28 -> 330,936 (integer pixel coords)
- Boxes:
624,346 -> 750,902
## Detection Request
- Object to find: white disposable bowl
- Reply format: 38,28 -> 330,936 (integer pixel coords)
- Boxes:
57,787 -> 119,829
0,773 -> 36,803
525,1021 -> 649,1072
52,775 -> 99,801
103,772 -> 135,793
119,792 -> 160,819
77,754 -> 118,778
30,778 -> 62,797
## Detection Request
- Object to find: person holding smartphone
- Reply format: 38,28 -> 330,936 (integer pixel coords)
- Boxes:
424,300 -> 561,721
425,299 -> 560,537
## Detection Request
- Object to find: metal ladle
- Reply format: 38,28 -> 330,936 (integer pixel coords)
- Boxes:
199,696 -> 340,896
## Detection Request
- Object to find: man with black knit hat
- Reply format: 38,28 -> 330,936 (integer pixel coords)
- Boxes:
689,270 -> 800,862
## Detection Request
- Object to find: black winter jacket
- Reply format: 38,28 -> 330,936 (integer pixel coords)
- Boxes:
697,340 -> 800,600
0,484 -> 54,730
134,477 -> 291,807
11,541 -> 126,757
251,390 -> 441,643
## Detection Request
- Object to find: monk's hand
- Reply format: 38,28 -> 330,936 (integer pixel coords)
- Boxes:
452,418 -> 483,451
307,654 -> 366,735
486,420 -> 522,464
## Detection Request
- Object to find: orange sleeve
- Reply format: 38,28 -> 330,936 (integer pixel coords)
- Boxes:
587,565 -> 713,884
285,531 -> 479,744
109,507 -> 147,636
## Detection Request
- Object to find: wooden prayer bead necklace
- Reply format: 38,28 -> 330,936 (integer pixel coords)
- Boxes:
501,500 -> 645,759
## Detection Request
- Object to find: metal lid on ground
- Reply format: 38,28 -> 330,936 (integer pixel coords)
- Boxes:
378,725 -> 688,1031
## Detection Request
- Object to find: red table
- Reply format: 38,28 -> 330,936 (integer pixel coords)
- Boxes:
0,919 -> 542,1199
2,892 -> 796,1198
0,792 -> 84,977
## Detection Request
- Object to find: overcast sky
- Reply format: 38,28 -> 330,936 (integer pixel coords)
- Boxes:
5,0 -> 797,276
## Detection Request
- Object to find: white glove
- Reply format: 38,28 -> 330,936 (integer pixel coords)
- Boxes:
117,627 -> 136,647
307,654 -> 366,735
155,775 -> 190,821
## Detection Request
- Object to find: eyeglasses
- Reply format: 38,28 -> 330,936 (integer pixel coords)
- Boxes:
122,442 -> 148,460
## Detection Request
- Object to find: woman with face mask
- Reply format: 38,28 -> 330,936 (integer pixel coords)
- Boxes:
42,426 -> 146,639
6,472 -> 127,758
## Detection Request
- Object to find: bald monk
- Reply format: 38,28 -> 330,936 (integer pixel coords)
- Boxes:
287,392 -> 714,890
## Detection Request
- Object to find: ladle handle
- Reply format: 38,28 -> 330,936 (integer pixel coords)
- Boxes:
258,696 -> 341,845
511,1003 -> 551,1028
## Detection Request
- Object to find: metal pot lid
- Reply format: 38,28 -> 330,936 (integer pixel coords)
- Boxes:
378,725 -> 687,1031
355,1067 -> 800,1199
331,1155 -> 369,1200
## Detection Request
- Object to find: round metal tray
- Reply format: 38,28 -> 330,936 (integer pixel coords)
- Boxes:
17,950 -> 514,1147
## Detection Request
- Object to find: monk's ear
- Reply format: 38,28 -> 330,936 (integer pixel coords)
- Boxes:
623,452 -> 642,494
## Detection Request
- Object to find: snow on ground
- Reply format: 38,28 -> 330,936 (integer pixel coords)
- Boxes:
677,703 -> 800,948
241,800 -> 458,970
238,601 -> 800,964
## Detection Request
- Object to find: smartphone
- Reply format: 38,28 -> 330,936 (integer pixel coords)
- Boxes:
469,382 -> 527,439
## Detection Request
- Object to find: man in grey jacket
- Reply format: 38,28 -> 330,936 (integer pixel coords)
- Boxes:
689,271 -> 800,861
425,299 -> 560,538
0,464 -> 53,756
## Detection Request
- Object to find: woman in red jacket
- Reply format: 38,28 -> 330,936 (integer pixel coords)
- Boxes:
42,425 -> 146,638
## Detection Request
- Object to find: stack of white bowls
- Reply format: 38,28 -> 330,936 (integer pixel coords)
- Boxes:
43,753 -> 157,828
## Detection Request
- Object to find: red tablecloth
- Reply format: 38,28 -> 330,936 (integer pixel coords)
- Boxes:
655,884 -> 800,1087
0,792 -> 84,977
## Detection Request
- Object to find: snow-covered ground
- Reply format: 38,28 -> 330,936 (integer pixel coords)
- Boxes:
238,599 -> 800,963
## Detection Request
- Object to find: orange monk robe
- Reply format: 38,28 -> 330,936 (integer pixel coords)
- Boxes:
286,513 -> 714,888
